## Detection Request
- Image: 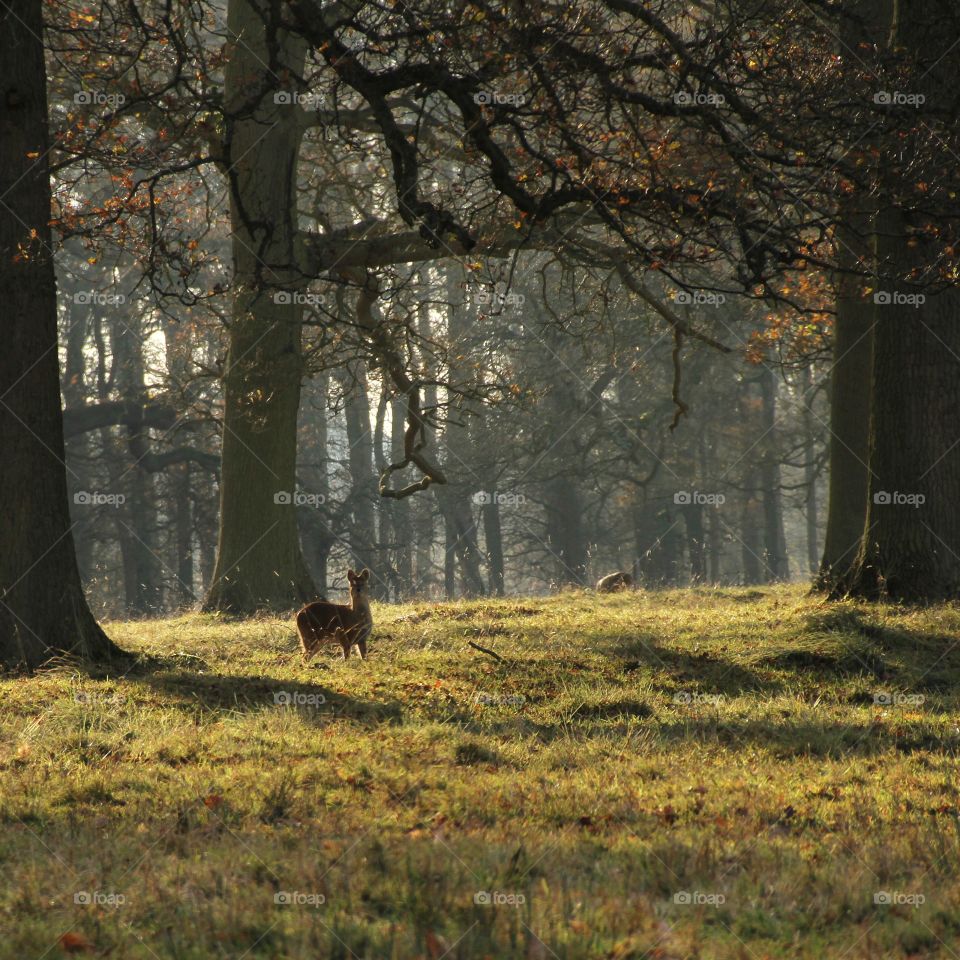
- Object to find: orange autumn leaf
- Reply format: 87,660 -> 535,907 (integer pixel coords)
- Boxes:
425,930 -> 449,959
58,932 -> 95,954
203,794 -> 223,810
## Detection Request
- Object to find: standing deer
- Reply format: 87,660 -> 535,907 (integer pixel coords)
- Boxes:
296,568 -> 373,661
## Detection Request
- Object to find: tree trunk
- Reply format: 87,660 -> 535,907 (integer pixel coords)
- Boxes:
339,360 -> 381,590
443,513 -> 456,598
0,0 -> 121,668
759,368 -> 790,581
817,203 -> 874,587
391,398 -> 414,598
634,499 -> 680,586
840,206 -> 960,600
837,0 -> 960,601
545,476 -> 588,586
61,265 -> 95,581
174,463 -> 195,606
438,268 -> 485,597
800,364 -> 820,576
737,379 -> 763,584
437,490 -> 486,596
298,372 -> 333,595
682,503 -> 706,583
203,0 -> 315,612
707,508 -> 723,583
413,297 -> 437,595
111,311 -> 164,615
481,495 -> 506,596
163,317 -> 196,607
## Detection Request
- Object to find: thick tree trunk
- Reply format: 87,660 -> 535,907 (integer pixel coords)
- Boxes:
203,0 -> 315,612
0,0 -> 120,668
840,206 -> 960,600
837,0 -> 960,601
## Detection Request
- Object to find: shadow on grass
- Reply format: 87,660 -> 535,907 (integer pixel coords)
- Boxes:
651,715 -> 958,758
126,655 -> 404,725
610,633 -> 779,696
798,606 -> 960,689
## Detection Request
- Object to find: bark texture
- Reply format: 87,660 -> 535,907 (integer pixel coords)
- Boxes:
0,0 -> 121,667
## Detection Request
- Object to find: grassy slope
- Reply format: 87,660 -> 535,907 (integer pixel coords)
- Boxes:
3,585 -> 960,958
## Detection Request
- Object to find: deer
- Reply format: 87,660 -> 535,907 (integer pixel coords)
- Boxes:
596,571 -> 634,592
296,568 -> 373,661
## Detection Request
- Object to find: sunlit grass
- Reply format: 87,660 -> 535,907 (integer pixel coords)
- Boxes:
3,585 -> 960,957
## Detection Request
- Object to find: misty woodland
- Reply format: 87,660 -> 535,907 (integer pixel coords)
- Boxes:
3,1 -> 960,957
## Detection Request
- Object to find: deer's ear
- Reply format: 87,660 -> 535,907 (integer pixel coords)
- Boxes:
359,568 -> 370,581
347,569 -> 356,581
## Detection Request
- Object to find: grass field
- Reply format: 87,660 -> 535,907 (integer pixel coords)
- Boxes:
4,585 -> 960,958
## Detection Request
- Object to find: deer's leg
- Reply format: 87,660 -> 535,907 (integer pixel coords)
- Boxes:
357,639 -> 367,660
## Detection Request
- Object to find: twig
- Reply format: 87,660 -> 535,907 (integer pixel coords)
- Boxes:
468,640 -> 505,663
